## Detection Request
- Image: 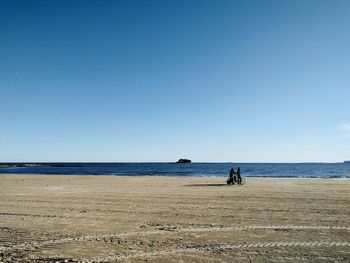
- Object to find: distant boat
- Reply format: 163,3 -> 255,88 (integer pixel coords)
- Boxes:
176,159 -> 191,163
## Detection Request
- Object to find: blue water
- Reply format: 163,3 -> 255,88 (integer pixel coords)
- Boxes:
1,163 -> 350,178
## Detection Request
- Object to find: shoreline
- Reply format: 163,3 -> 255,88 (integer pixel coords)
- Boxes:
1,173 -> 349,180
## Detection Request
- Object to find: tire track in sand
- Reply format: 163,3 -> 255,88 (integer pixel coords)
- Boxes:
1,225 -> 350,253
91,241 -> 350,261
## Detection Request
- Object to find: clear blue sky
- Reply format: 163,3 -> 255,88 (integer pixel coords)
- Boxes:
1,0 -> 350,162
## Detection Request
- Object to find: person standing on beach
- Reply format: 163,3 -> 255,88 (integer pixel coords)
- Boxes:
237,167 -> 241,184
228,168 -> 235,184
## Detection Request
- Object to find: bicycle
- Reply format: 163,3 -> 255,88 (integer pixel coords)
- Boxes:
226,177 -> 246,186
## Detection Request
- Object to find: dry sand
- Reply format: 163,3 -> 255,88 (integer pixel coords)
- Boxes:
0,175 -> 350,262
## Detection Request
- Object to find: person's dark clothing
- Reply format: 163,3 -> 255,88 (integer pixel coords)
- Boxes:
237,167 -> 241,184
229,168 -> 234,178
228,168 -> 235,184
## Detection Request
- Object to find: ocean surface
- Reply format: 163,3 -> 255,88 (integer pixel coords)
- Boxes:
0,163 -> 350,178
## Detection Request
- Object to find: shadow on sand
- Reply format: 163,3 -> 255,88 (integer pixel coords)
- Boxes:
184,183 -> 227,187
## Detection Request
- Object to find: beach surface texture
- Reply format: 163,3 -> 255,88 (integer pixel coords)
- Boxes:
1,175 -> 350,262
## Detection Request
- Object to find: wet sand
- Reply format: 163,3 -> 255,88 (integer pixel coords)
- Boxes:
1,175 -> 350,262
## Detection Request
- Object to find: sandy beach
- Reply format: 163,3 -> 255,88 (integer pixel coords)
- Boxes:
1,175 -> 350,262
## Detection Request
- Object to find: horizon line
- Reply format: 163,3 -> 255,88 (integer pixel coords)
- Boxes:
0,161 -> 347,164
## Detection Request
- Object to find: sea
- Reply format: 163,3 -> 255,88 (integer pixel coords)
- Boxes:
0,162 -> 350,179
